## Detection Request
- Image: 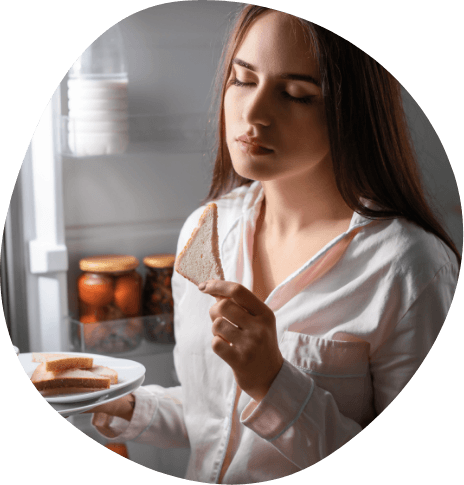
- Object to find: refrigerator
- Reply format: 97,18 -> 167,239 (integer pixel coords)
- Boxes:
1,0 -> 462,481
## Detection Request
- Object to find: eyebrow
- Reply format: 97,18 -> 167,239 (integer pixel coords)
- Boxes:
232,58 -> 321,87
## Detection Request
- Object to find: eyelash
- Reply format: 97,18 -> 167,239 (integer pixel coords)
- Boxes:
230,78 -> 315,105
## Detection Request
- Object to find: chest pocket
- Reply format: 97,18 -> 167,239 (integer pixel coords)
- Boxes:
279,331 -> 374,426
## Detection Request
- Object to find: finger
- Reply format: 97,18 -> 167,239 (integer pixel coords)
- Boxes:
83,403 -> 110,414
212,317 -> 242,345
209,298 -> 251,329
211,334 -> 237,364
200,280 -> 268,316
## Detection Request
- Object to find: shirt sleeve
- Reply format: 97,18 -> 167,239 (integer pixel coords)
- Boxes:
240,261 -> 458,469
92,384 -> 190,448
240,360 -> 362,468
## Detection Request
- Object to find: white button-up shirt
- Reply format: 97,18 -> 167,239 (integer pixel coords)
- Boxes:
93,181 -> 459,483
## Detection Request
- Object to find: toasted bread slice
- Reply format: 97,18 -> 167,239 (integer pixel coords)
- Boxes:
38,366 -> 118,396
31,363 -> 111,392
175,203 -> 225,286
32,353 -> 93,372
89,365 -> 118,385
39,387 -> 105,397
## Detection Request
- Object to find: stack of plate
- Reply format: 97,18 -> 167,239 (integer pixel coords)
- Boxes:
67,77 -> 129,156
18,352 -> 145,417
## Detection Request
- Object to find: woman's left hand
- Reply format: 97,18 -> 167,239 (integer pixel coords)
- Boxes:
199,279 -> 284,402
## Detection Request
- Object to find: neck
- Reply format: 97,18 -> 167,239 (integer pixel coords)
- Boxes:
259,163 -> 353,235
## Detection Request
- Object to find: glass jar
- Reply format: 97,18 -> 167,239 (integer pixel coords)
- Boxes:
142,254 -> 175,343
77,254 -> 143,353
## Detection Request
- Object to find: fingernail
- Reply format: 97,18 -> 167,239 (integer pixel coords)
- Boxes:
198,282 -> 206,291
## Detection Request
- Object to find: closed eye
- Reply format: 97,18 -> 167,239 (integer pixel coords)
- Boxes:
282,91 -> 316,105
230,77 -> 316,105
230,78 -> 254,88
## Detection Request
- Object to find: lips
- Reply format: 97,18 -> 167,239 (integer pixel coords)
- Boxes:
237,135 -> 273,155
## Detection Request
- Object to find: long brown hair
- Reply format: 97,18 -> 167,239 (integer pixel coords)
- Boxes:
203,5 -> 461,264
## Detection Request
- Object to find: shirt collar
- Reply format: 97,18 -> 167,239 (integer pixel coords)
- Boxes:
241,180 -> 375,231
225,181 -> 377,311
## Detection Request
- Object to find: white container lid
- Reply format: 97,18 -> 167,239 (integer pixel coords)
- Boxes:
68,131 -> 129,156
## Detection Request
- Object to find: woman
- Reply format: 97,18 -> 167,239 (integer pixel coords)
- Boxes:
89,5 -> 460,483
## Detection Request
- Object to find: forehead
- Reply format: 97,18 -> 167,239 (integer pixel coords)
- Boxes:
235,11 -> 317,74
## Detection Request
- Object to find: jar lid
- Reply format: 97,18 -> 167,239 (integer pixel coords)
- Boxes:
143,254 -> 176,268
79,255 -> 139,273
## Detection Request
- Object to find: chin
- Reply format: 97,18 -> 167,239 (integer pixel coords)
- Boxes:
231,165 -> 279,182
231,163 -> 278,182
230,153 -> 274,182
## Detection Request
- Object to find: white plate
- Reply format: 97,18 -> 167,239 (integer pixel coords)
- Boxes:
52,374 -> 145,417
18,352 -> 145,404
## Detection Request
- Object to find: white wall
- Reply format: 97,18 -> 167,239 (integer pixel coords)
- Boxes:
402,87 -> 462,250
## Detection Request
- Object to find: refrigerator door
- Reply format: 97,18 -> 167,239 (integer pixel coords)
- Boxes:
4,88 -> 69,352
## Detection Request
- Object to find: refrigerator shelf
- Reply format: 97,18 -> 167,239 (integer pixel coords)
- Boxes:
60,112 -> 213,158
69,313 -> 175,358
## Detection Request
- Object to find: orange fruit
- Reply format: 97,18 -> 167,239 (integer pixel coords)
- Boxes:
114,273 -> 141,316
78,273 -> 114,307
78,307 -> 108,347
79,305 -> 107,322
79,314 -> 98,324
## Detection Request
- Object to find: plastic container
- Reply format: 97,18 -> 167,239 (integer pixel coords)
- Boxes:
67,24 -> 129,156
142,254 -> 175,343
77,255 -> 142,353
70,315 -> 175,355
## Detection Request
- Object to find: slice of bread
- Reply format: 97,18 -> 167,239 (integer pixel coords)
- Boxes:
39,387 -> 106,397
175,203 -> 225,286
32,353 -> 93,372
89,365 -> 118,385
31,363 -> 111,392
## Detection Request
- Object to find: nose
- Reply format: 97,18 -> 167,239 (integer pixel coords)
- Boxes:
242,84 -> 272,127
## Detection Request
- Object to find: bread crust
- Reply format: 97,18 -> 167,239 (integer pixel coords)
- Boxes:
29,355 -> 118,395
32,353 -> 94,372
90,365 -> 118,385
175,203 -> 225,286
31,363 -> 111,391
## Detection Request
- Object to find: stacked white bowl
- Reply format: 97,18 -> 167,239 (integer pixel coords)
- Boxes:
67,76 -> 129,156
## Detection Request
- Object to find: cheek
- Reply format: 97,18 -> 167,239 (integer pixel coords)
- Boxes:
223,99 -> 232,142
224,91 -> 241,133
286,111 -> 329,155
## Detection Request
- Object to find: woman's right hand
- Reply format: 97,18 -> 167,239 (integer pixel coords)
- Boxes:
84,393 -> 135,422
